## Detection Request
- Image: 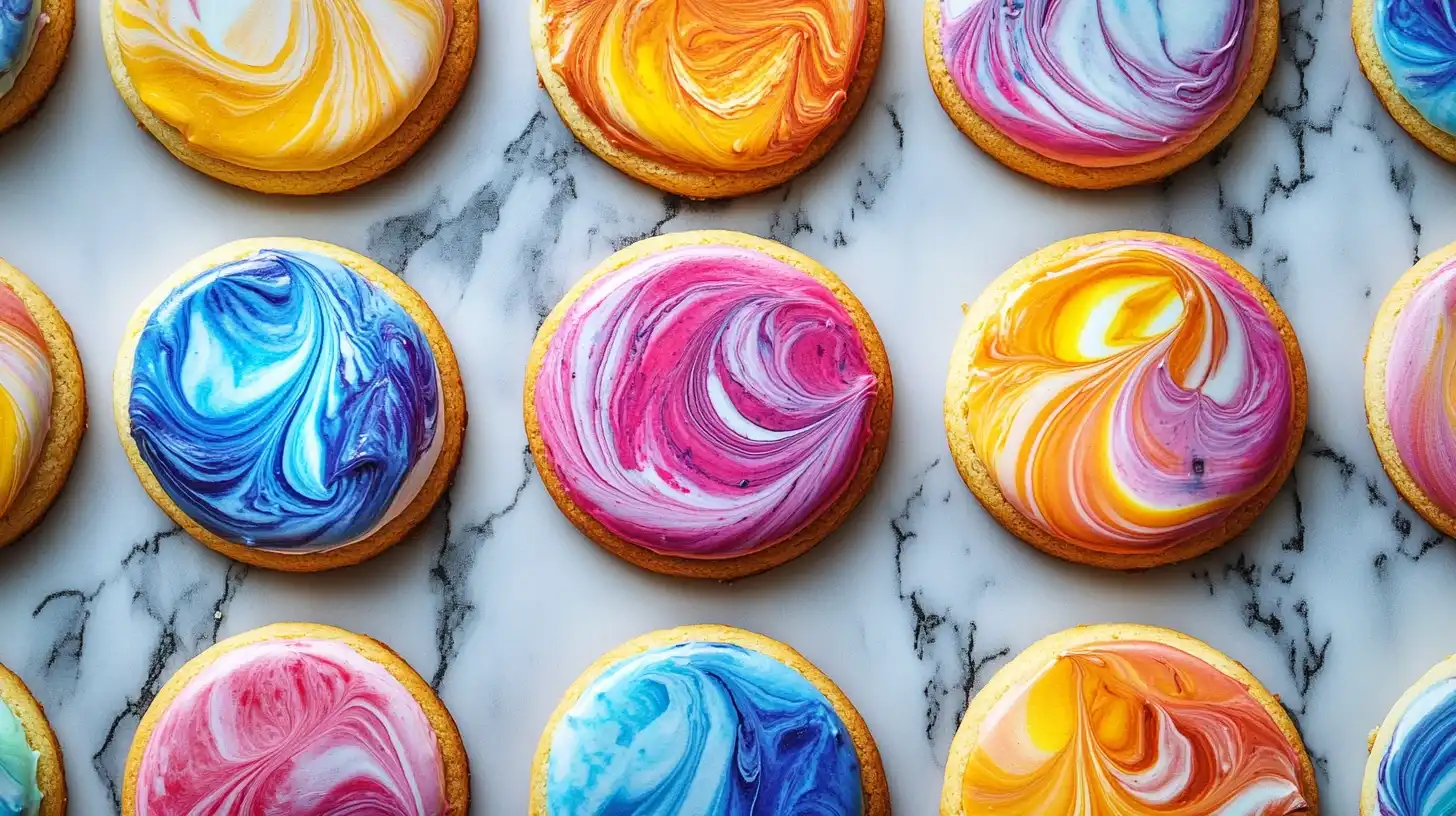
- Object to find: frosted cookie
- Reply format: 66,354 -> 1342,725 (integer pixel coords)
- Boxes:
1355,0 -> 1456,163
123,623 -> 469,815
925,0 -> 1280,189
115,238 -> 465,572
100,0 -> 478,194
530,625 -> 888,815
945,231 -> 1306,569
530,0 -> 884,198
942,624 -> 1319,815
1363,655 -> 1456,814
0,0 -> 72,133
526,230 -> 893,580
0,259 -> 85,550
0,664 -> 65,816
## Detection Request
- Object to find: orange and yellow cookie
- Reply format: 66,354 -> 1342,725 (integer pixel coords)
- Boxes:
0,0 -> 73,132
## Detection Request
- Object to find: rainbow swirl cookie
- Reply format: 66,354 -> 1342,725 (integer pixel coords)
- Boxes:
942,624 -> 1318,815
0,665 -> 65,816
1364,654 -> 1456,814
1355,0 -> 1456,162
123,623 -> 468,816
0,0 -> 72,133
115,238 -> 465,572
946,231 -> 1306,568
530,0 -> 884,198
100,0 -> 478,194
526,231 -> 893,579
925,0 -> 1279,188
530,625 -> 888,815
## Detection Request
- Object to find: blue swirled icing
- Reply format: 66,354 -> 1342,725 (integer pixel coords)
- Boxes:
129,249 -> 440,553
1375,0 -> 1456,135
0,0 -> 38,81
0,702 -> 40,816
545,641 -> 862,815
1378,676 -> 1456,815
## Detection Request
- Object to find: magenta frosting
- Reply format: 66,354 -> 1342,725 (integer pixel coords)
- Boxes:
1386,258 -> 1456,516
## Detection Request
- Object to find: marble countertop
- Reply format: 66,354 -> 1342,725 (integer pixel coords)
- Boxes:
0,0 -> 1448,812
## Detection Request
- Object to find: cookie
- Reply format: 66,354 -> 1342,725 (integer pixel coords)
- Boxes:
0,0 -> 73,133
925,0 -> 1279,189
1363,654 -> 1456,814
114,238 -> 465,572
530,624 -> 888,814
0,259 -> 85,550
100,0 -> 477,195
530,0 -> 884,199
1354,0 -> 1456,163
122,622 -> 469,815
526,230 -> 893,580
1365,241 -> 1456,538
942,623 -> 1319,814
945,231 -> 1307,569
0,664 -> 65,816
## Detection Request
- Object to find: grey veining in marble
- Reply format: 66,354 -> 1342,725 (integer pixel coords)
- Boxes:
1,0 -> 1454,812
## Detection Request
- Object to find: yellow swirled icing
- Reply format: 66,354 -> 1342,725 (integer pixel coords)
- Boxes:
540,0 -> 867,173
0,285 -> 50,517
112,0 -> 453,172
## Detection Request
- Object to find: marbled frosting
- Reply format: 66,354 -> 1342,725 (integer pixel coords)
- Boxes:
1384,258 -> 1456,518
0,284 -> 51,519
1374,0 -> 1456,136
0,703 -> 40,816
0,0 -> 42,99
1375,674 -> 1456,815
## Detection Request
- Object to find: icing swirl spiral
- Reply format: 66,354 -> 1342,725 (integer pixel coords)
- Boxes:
0,285 -> 51,519
1384,258 -> 1456,516
1374,1 -> 1456,136
134,638 -> 448,816
0,703 -> 40,816
545,641 -> 862,815
112,0 -> 453,172
957,640 -> 1310,813
129,249 -> 441,554
0,0 -> 41,98
938,0 -> 1257,166
959,237 -> 1294,554
1376,675 -> 1456,814
540,0 -> 868,173
533,243 -> 878,560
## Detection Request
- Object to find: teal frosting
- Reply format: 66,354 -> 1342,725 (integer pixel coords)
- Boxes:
0,703 -> 41,816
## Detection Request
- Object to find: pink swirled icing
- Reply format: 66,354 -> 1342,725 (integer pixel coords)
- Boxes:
134,638 -> 448,816
938,0 -> 1258,167
533,243 -> 879,559
1386,259 -> 1456,516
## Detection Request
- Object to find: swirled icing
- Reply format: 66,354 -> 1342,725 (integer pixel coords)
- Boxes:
1375,1 -> 1456,136
0,703 -> 41,816
1376,675 -> 1456,814
961,238 -> 1294,554
0,0 -> 42,99
112,0 -> 453,172
129,249 -> 441,554
134,638 -> 448,816
0,285 -> 51,519
540,0 -> 867,173
938,0 -> 1258,167
1384,258 -> 1456,516
545,641 -> 862,814
957,640 -> 1310,812
533,244 -> 878,559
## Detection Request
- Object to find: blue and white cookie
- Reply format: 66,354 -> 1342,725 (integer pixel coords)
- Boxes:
1354,0 -> 1456,161
0,663 -> 64,816
0,0 -> 73,132
1364,654 -> 1456,814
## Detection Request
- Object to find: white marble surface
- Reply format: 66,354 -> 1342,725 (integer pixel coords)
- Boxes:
0,0 -> 1452,812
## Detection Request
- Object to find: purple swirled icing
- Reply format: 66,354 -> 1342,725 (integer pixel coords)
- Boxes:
1386,258 -> 1456,517
533,243 -> 879,560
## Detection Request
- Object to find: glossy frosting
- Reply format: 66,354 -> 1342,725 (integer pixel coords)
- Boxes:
0,285 -> 51,519
112,0 -> 453,172
0,703 -> 41,816
0,0 -> 42,99
1375,1 -> 1456,136
129,249 -> 441,554
962,238 -> 1294,554
1376,674 -> 1456,814
1385,258 -> 1456,516
541,0 -> 867,173
534,244 -> 878,559
958,640 -> 1309,812
939,0 -> 1257,167
545,641 -> 862,814
134,638 -> 447,816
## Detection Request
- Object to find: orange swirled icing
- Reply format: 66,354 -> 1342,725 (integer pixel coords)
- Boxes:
959,640 -> 1311,813
112,0 -> 453,172
541,0 -> 867,173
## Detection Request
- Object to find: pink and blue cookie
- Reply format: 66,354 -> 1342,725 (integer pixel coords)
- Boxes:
525,230 -> 893,579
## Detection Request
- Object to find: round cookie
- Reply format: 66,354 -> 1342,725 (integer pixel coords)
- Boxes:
530,624 -> 888,815
0,664 -> 65,816
530,0 -> 884,199
945,231 -> 1307,569
942,623 -> 1319,814
100,0 -> 478,195
122,622 -> 469,816
114,238 -> 465,572
1363,654 -> 1456,814
925,0 -> 1279,189
1354,0 -> 1456,163
0,0 -> 73,133
1365,240 -> 1456,538
0,259 -> 85,550
525,230 -> 893,580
